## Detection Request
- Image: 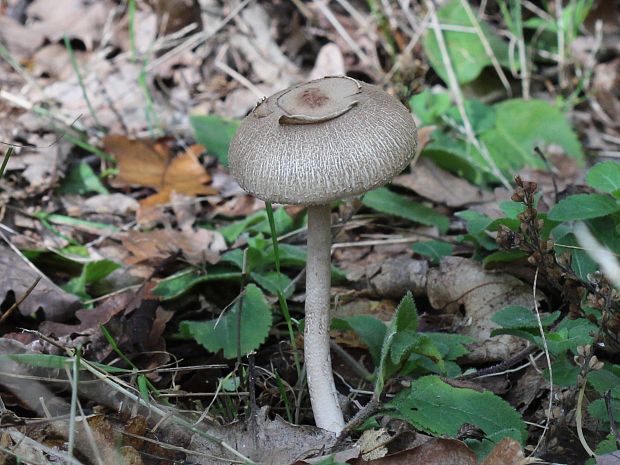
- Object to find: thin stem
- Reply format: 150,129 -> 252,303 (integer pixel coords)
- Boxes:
305,204 -> 344,433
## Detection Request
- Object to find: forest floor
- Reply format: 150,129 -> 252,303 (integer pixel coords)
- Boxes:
1,1 -> 620,464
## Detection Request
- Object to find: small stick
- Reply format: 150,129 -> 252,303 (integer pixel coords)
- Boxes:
0,276 -> 41,324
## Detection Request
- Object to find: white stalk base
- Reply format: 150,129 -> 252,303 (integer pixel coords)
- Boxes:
304,204 -> 345,434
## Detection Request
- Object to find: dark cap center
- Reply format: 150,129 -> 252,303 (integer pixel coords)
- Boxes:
298,87 -> 330,109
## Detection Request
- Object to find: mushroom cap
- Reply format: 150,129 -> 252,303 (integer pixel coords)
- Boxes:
228,76 -> 417,205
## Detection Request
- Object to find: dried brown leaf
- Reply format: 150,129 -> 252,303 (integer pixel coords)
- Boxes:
427,257 -> 537,362
122,227 -> 226,266
188,407 -> 339,465
104,136 -> 217,206
480,438 -> 539,465
394,158 -> 493,208
354,438 -> 475,465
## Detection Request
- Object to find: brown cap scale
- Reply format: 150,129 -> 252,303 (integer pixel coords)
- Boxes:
228,76 -> 417,433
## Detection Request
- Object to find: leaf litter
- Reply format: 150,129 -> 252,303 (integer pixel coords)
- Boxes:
0,0 -> 619,464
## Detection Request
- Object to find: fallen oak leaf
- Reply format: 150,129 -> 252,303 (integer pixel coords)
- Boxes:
103,135 -> 216,206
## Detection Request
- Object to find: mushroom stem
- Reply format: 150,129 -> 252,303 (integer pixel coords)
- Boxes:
305,204 -> 345,434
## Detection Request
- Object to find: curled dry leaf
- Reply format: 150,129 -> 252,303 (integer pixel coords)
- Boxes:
104,136 -> 217,206
427,257 -> 538,363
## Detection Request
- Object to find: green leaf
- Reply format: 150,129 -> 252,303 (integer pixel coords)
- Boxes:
386,375 -> 526,441
548,194 -> 620,221
190,115 -> 240,165
0,354 -> 129,373
251,271 -> 294,298
179,284 -> 272,359
481,99 -> 584,175
554,232 -> 597,281
586,161 -> 620,193
423,132 -> 488,185
409,90 -> 452,126
545,356 -> 579,387
59,162 -> 109,195
422,0 -> 511,84
425,332 -> 473,361
456,210 -> 493,235
363,188 -> 449,233
153,267 -> 242,300
588,368 -> 620,397
332,316 -> 387,365
482,250 -> 527,268
446,100 -> 495,134
219,207 -> 295,244
588,398 -> 620,425
376,293 -> 444,392
412,240 -> 454,264
64,259 -> 120,300
491,305 -> 560,329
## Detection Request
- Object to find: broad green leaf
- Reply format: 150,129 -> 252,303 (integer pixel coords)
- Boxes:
423,0 -> 511,84
499,200 -> 526,219
481,99 -> 584,175
546,356 -> 579,387
491,305 -> 560,329
425,332 -> 474,361
446,99 -> 495,134
251,271 -> 294,298
412,240 -> 454,264
422,134 -> 485,185
494,318 -> 596,356
587,368 -> 620,397
455,210 -> 493,235
179,284 -> 272,359
409,90 -> 452,126
363,188 -> 449,233
59,162 -> 109,195
548,194 -> 620,221
190,115 -> 240,165
332,315 -> 387,365
153,267 -> 242,300
589,399 -> 620,425
386,375 -> 526,441
586,161 -> 620,193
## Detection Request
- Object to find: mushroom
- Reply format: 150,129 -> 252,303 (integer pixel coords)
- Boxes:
228,76 -> 417,434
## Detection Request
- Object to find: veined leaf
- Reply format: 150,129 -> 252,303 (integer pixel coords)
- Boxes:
386,375 -> 526,441
179,284 -> 272,359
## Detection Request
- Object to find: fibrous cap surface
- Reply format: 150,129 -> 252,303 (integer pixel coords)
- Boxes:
229,76 -> 418,205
